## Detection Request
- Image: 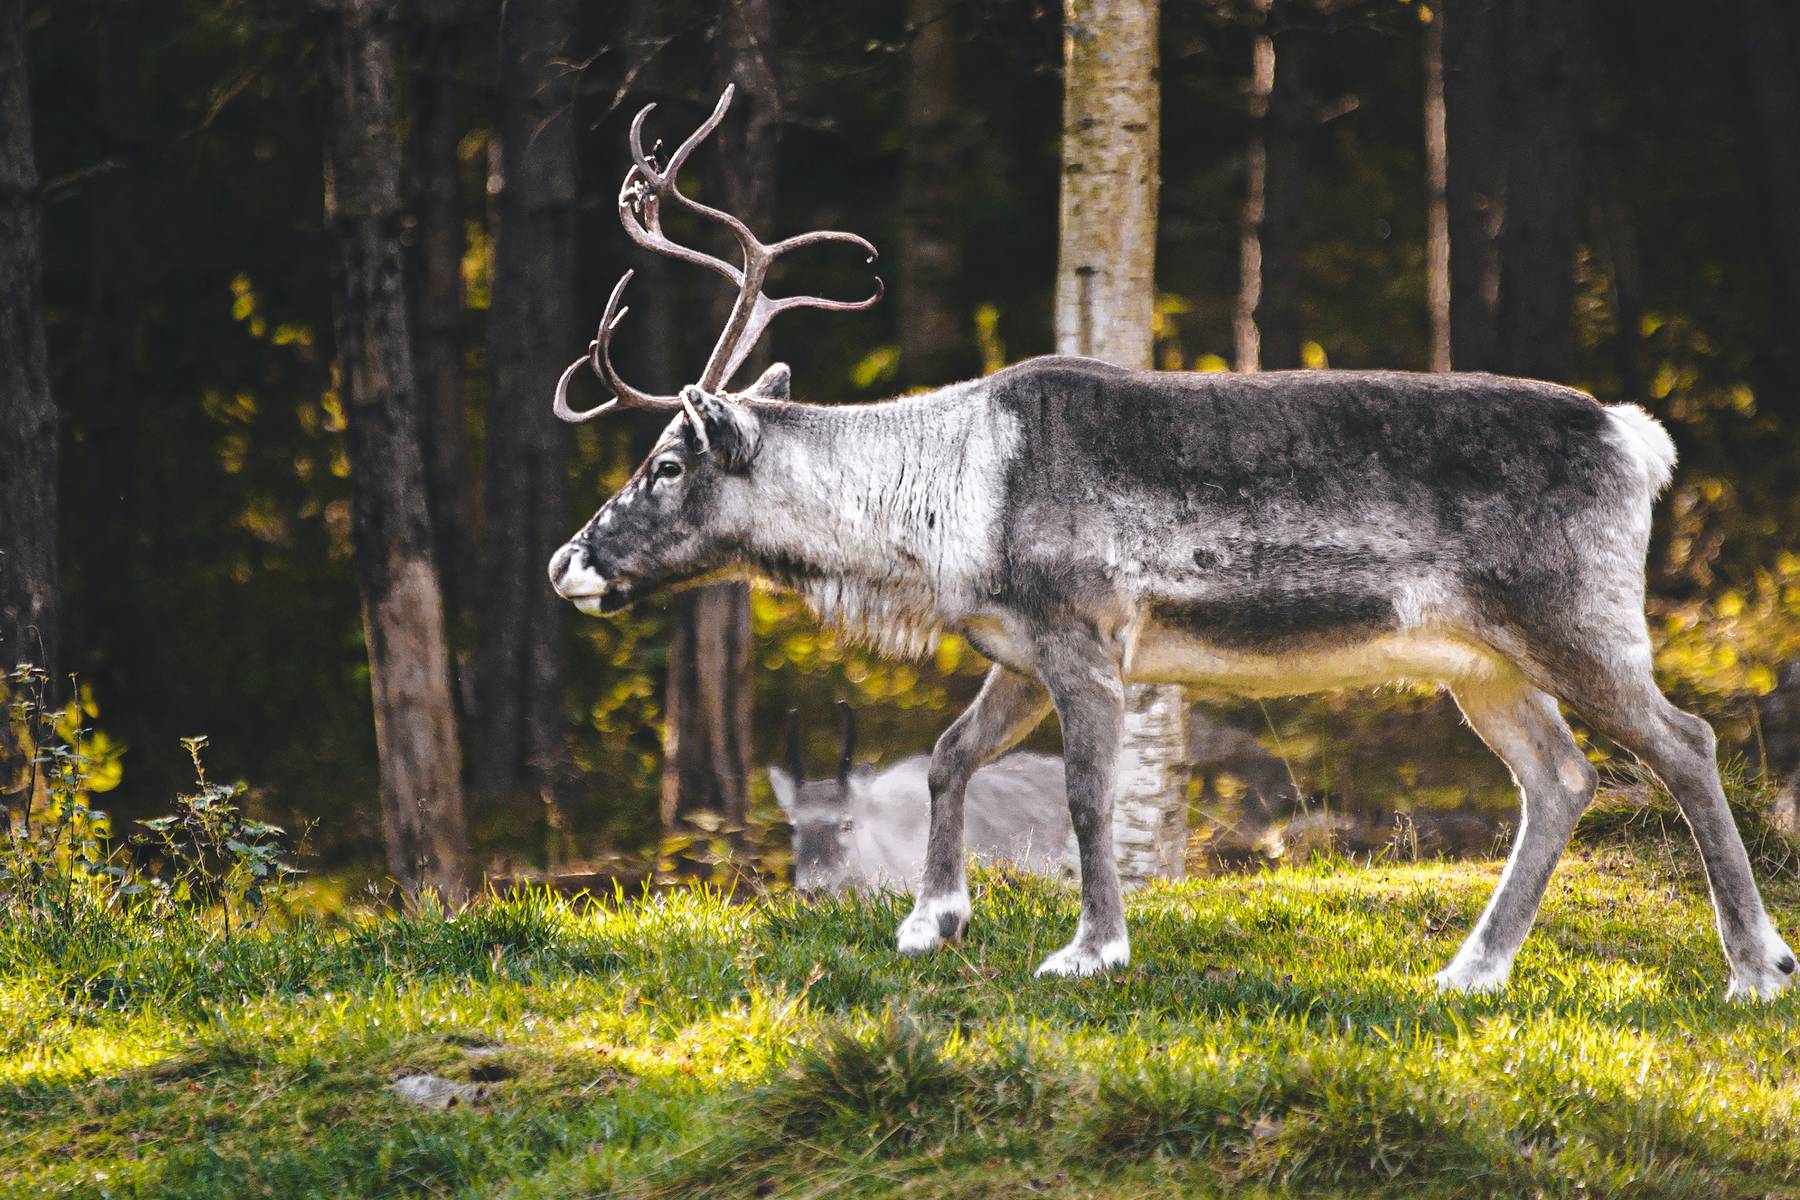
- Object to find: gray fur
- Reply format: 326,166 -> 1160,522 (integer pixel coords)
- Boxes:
771,752 -> 1075,894
551,356 -> 1795,996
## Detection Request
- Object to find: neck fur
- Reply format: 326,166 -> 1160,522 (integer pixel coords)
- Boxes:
731,381 -> 1014,659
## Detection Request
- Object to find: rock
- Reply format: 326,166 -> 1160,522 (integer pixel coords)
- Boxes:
391,1073 -> 488,1110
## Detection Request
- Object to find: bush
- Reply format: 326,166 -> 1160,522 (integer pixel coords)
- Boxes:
2,662 -> 301,940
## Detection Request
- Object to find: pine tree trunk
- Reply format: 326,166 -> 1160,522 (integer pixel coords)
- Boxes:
315,0 -> 469,901
660,0 -> 772,851
660,585 -> 753,838
1423,11 -> 1452,372
1493,0 -> 1586,381
1740,0 -> 1800,385
1234,11 -> 1271,372
477,0 -> 576,817
409,0 -> 477,629
84,0 -> 141,678
898,0 -> 970,388
0,0 -> 58,682
1440,0 -> 1503,372
1236,0 -> 1309,372
1057,0 -> 1187,887
1258,3 -> 1310,371
623,0 -> 681,409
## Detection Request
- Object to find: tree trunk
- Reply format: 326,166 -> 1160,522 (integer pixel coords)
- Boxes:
1236,0 -> 1309,372
316,0 -> 469,901
898,0 -> 970,388
1423,10 -> 1451,372
1493,0 -> 1586,381
1258,3 -> 1310,371
659,0 -> 772,851
476,0 -> 576,818
1589,125 -> 1645,407
623,0 -> 681,410
0,0 -> 59,681
660,586 -> 753,838
1440,0 -> 1503,371
1057,0 -> 1187,887
83,0 -> 141,685
409,0 -> 477,629
1740,0 -> 1800,385
1234,9 -> 1270,372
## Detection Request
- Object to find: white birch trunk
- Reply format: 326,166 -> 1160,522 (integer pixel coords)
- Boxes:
1056,0 -> 1187,887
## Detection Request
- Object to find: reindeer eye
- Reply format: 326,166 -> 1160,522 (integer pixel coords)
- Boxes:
653,460 -> 683,482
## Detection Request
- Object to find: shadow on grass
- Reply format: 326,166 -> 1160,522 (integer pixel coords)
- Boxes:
10,845 -> 1800,1199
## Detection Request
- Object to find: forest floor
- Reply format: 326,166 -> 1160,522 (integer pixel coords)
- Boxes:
7,797 -> 1800,1200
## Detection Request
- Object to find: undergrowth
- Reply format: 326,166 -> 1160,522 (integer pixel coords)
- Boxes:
7,676 -> 1800,1198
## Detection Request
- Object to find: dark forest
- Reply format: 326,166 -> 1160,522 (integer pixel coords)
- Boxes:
6,0 -> 1800,885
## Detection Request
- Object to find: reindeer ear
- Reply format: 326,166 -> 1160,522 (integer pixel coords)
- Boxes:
767,765 -> 797,816
738,362 -> 790,401
680,386 -> 762,470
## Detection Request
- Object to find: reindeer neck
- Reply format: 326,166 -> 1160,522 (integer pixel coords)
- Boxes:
734,380 -> 1015,658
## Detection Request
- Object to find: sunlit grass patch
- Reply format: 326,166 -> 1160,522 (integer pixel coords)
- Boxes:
4,848 -> 1799,1198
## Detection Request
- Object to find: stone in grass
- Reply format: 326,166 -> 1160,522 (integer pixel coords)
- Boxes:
392,1073 -> 489,1110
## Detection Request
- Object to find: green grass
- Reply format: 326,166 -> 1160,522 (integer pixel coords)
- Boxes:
6,823 -> 1800,1199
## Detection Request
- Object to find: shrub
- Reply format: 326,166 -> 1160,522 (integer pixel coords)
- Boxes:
2,662 -> 300,942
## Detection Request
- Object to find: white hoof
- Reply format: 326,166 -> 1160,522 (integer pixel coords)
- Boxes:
1725,929 -> 1797,1002
895,891 -> 969,957
1034,936 -> 1129,978
1433,956 -> 1509,995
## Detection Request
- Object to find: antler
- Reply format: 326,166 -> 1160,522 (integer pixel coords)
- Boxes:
552,270 -> 681,421
553,85 -> 883,424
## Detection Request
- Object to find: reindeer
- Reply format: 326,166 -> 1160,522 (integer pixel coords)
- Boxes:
547,88 -> 1795,997
773,703 -> 1074,895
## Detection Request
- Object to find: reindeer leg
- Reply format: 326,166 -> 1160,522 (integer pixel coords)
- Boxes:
1436,678 -> 1596,992
1537,646 -> 1796,999
896,666 -> 1050,955
1031,631 -> 1129,977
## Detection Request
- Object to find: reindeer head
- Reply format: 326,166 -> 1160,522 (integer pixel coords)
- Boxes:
767,703 -> 863,894
547,87 -> 881,615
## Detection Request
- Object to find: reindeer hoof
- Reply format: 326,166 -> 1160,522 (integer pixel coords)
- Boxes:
1725,930 -> 1797,1002
1433,957 -> 1509,994
1034,936 -> 1128,978
895,892 -> 969,956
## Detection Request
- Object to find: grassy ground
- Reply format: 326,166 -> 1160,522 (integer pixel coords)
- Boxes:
7,809 -> 1800,1200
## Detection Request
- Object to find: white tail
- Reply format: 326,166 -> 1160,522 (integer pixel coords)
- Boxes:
1606,404 -> 1678,494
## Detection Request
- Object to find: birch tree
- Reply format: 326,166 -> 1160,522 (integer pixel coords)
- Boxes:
1057,0 -> 1186,885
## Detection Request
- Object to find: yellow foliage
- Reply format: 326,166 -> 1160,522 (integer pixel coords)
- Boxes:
850,345 -> 899,390
462,218 -> 493,310
975,304 -> 1006,376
